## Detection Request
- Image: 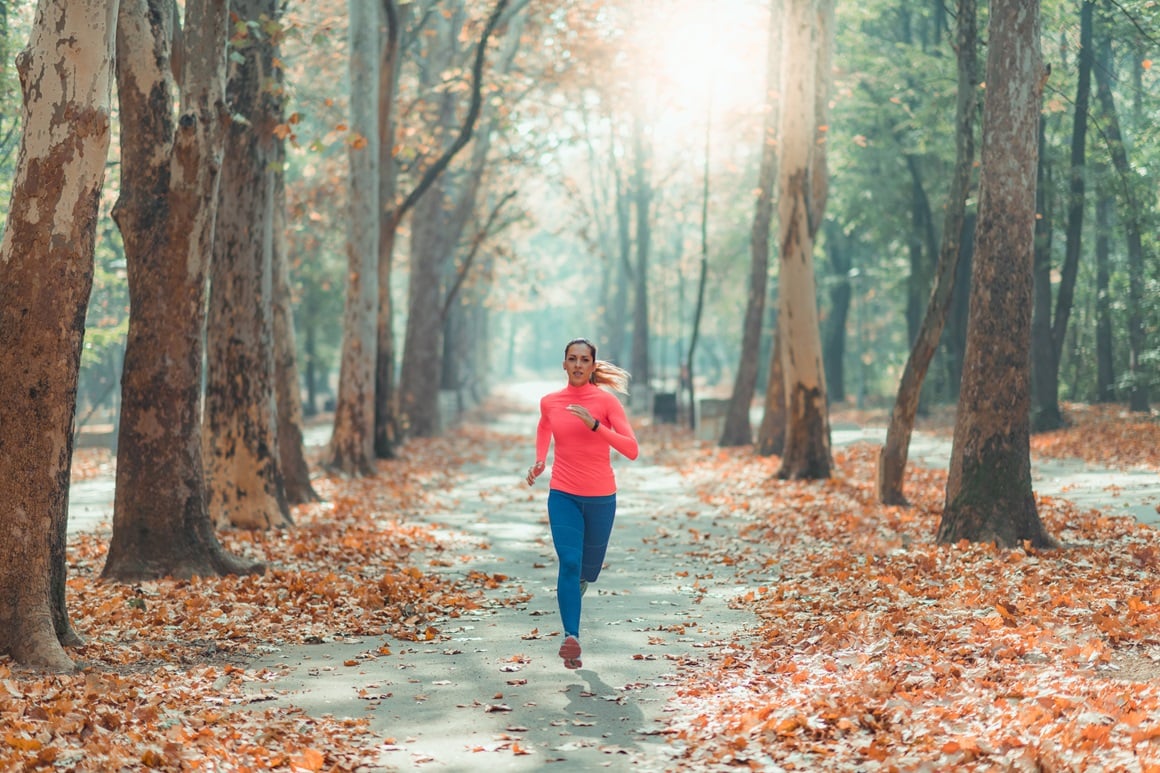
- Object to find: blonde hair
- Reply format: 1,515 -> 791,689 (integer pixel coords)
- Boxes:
564,338 -> 631,395
593,360 -> 631,395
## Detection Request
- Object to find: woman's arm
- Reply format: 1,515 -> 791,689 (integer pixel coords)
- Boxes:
527,398 -> 552,485
599,395 -> 639,460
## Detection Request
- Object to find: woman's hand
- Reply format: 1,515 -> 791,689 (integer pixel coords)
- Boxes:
566,404 -> 597,430
526,460 -> 545,486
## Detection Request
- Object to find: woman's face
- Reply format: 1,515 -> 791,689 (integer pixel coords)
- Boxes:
563,343 -> 596,387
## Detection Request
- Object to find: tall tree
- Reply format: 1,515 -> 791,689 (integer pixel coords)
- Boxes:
755,316 -> 786,457
876,0 -> 979,504
397,0 -> 517,438
938,0 -> 1054,548
372,0 -> 405,460
1092,20 -> 1149,413
105,0 -> 264,580
720,0 -> 781,448
0,0 -> 117,671
629,106 -> 653,392
328,0 -> 382,475
374,0 -> 512,451
775,0 -> 834,480
1031,0 -> 1093,431
684,77 -> 712,430
204,0 -> 292,526
272,153 -> 319,504
820,223 -> 852,403
608,155 -> 632,366
1093,162 -> 1114,402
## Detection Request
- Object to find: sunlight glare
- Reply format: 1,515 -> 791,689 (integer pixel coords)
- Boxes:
627,0 -> 769,122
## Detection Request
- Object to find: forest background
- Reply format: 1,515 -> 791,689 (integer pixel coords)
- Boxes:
1,0 -> 1153,452
0,0 -> 1157,768
0,0 -> 1156,655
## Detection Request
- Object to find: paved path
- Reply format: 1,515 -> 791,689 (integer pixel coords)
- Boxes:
65,388 -> 1158,771
241,387 -> 755,771
68,411 -> 1160,537
830,423 -> 1160,528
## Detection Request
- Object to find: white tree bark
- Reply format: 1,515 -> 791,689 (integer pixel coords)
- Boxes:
776,0 -> 832,480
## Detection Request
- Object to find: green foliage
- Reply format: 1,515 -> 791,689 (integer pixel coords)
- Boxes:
0,4 -> 29,236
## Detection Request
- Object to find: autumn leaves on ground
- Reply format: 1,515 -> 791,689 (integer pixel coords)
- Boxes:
6,399 -> 1160,771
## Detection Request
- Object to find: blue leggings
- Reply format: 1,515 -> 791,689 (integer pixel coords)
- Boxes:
547,490 -> 617,639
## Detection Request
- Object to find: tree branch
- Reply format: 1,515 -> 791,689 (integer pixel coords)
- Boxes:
390,0 -> 512,227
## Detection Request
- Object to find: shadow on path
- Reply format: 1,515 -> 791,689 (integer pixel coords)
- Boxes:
239,383 -> 752,771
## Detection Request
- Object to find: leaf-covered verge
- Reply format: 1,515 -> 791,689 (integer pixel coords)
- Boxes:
649,416 -> 1160,772
4,436 -> 494,772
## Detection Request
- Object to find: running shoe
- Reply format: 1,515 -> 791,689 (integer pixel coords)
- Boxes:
558,635 -> 582,669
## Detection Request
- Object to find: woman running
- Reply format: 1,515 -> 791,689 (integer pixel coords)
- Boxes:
525,338 -> 639,669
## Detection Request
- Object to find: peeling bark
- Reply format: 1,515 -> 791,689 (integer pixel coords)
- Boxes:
105,0 -> 265,581
0,0 -> 118,671
775,0 -> 832,480
204,0 -> 292,526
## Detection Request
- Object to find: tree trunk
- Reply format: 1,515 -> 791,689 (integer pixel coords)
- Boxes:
1093,25 -> 1149,413
374,0 -> 404,460
1047,0 -> 1092,414
877,0 -> 978,505
105,0 -> 264,582
821,223 -> 851,404
756,318 -> 786,456
720,0 -> 781,448
380,0 -> 512,445
401,184 -> 452,437
944,213 -> 974,398
776,0 -> 832,480
1094,166 -> 1114,402
904,156 -> 935,348
938,0 -> 1053,548
630,107 -> 652,390
609,167 -> 632,366
403,58 -> 513,436
328,0 -> 381,476
205,0 -> 291,528
272,158 -> 319,504
1030,117 -> 1058,429
685,100 -> 712,430
0,0 -> 116,671
1033,0 -> 1092,431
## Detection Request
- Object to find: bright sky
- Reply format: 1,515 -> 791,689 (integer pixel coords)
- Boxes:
623,0 -> 771,135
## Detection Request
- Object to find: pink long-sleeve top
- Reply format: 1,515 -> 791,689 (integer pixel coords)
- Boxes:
536,382 -> 639,497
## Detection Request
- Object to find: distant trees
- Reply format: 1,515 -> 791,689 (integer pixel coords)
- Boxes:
1091,9 -> 1150,414
1030,0 -> 1093,432
719,0 -> 782,449
877,0 -> 979,505
397,0 -> 517,439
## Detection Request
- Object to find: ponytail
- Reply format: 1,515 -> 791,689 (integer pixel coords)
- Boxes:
592,360 -> 631,395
